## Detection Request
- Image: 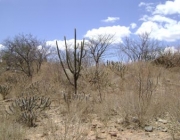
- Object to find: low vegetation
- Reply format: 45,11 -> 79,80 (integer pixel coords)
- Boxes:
0,30 -> 180,139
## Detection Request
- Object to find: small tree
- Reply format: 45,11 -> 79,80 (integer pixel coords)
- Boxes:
119,32 -> 160,62
56,29 -> 86,95
85,34 -> 114,101
86,34 -> 115,67
2,34 -> 49,77
34,45 -> 51,72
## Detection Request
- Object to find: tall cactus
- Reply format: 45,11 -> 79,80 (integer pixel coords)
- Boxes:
56,29 -> 86,95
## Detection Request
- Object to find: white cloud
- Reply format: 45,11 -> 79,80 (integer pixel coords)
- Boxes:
47,26 -> 131,50
136,1 -> 180,42
153,0 -> 180,15
139,15 -> 149,21
46,39 -> 85,50
135,21 -> 159,35
102,17 -> 120,23
164,46 -> 178,54
140,14 -> 177,24
150,15 -> 176,24
139,2 -> 146,7
84,25 -> 131,43
0,44 -> 4,50
138,2 -> 154,12
130,23 -> 137,29
46,40 -> 64,49
136,20 -> 180,42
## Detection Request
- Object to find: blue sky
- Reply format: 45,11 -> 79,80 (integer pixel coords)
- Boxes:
0,0 -> 180,50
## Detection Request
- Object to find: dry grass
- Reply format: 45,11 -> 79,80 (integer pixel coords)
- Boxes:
1,60 -> 180,139
0,108 -> 26,140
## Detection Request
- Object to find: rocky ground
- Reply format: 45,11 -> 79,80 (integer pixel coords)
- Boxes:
24,110 -> 180,140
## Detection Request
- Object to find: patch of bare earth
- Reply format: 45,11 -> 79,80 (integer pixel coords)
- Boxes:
24,109 -> 176,140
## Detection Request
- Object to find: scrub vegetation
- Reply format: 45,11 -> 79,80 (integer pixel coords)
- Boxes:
1,29 -> 180,140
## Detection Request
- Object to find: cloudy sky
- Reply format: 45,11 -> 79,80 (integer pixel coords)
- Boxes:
0,0 -> 180,49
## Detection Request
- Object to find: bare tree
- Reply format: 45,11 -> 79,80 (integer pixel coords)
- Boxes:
56,29 -> 86,95
85,34 -> 114,101
119,32 -> 161,62
86,34 -> 115,67
2,34 -> 49,77
34,44 -> 51,73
